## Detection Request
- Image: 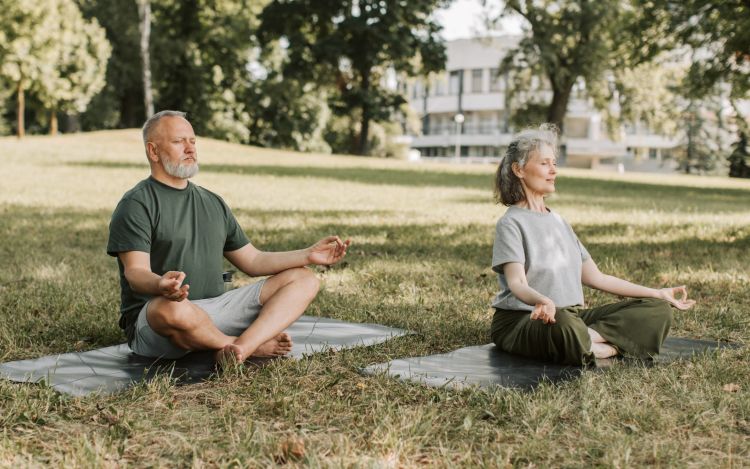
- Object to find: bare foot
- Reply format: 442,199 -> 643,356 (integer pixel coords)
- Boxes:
588,327 -> 606,343
251,332 -> 294,358
215,343 -> 244,366
591,342 -> 618,359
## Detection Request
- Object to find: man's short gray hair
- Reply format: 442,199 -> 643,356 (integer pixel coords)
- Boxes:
142,110 -> 188,146
494,124 -> 559,206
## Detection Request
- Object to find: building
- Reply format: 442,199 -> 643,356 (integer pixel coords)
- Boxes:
402,37 -> 679,171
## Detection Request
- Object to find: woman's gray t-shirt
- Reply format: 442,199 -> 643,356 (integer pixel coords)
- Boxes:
492,206 -> 591,311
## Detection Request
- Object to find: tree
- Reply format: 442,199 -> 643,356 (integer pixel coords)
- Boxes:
34,0 -> 110,135
148,0 -> 264,140
641,0 -> 749,101
728,132 -> 750,178
491,1 -> 617,132
135,0 -> 154,118
0,0 -> 58,137
488,0 -> 671,134
258,0 -> 448,155
76,0 -> 145,129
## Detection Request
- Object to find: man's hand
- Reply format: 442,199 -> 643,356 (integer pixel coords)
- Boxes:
158,271 -> 189,301
530,298 -> 557,324
307,236 -> 351,266
658,285 -> 696,311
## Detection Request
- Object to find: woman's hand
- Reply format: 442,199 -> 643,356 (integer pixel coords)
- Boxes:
658,285 -> 696,310
530,298 -> 557,324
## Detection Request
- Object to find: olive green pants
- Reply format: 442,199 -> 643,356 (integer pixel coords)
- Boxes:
490,298 -> 673,366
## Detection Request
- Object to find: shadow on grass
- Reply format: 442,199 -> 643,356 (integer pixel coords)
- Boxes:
1,204 -> 748,353
68,160 -> 494,190
70,160 -> 750,213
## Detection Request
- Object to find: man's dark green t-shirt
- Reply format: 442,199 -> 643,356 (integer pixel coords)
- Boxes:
106,177 -> 250,343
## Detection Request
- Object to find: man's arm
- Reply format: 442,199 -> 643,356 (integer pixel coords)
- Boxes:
225,236 -> 350,277
118,251 -> 189,301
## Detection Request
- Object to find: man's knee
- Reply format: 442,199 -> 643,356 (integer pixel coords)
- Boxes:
285,267 -> 320,292
148,298 -> 199,331
298,268 -> 321,294
262,267 -> 320,303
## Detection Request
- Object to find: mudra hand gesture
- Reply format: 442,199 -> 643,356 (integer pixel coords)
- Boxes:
658,285 -> 696,310
307,236 -> 351,265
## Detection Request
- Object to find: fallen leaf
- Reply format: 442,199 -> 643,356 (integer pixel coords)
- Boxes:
723,383 -> 741,393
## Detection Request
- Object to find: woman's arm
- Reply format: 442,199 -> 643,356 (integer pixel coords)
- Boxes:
503,262 -> 557,324
581,259 -> 696,310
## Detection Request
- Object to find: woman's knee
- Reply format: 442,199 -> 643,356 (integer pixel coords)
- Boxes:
642,298 -> 674,327
548,311 -> 592,365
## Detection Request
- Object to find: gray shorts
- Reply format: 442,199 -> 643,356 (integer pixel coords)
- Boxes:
130,279 -> 266,359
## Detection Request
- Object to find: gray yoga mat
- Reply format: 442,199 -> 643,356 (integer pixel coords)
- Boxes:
0,315 -> 410,397
363,337 -> 738,390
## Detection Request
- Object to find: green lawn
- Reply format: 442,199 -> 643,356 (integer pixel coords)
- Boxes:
1,130 -> 748,467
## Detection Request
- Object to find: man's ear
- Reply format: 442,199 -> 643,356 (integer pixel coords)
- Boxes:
511,162 -> 523,178
146,142 -> 159,163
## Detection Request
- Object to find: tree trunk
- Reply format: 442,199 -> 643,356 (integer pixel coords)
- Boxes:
136,0 -> 154,118
49,110 -> 58,135
16,81 -> 25,139
546,79 -> 573,133
357,70 -> 371,156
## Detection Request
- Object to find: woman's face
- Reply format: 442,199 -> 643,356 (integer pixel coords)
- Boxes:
514,144 -> 557,196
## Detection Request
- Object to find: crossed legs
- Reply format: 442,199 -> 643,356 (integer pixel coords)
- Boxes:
146,267 -> 320,363
588,327 -> 618,359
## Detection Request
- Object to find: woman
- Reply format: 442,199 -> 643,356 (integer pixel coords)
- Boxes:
490,125 -> 695,365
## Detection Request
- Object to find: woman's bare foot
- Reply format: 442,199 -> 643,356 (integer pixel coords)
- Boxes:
588,327 -> 606,343
251,332 -> 293,357
591,342 -> 618,359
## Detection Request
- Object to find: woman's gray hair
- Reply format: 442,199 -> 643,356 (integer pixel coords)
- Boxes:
142,110 -> 187,146
494,123 -> 559,206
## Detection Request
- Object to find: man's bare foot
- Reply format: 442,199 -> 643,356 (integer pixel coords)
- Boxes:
215,343 -> 244,367
591,342 -> 618,359
251,332 -> 293,358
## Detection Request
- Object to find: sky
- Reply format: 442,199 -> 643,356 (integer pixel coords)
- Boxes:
434,0 -> 523,40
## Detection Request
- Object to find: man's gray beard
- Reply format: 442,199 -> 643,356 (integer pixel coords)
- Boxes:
163,158 -> 199,179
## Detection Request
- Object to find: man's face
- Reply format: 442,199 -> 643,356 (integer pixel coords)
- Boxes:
149,117 -> 198,179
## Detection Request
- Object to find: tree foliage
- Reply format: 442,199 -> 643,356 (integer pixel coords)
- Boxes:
76,0 -> 145,129
0,0 -> 59,136
0,0 -> 109,137
258,0 -> 448,155
34,0 -> 110,134
639,0 -> 749,101
493,0 -> 628,132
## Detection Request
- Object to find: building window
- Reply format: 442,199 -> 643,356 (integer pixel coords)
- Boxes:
434,76 -> 445,96
471,69 -> 483,93
489,68 -> 503,92
449,71 -> 461,95
649,148 -> 658,160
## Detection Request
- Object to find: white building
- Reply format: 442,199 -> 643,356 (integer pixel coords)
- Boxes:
402,37 -> 679,170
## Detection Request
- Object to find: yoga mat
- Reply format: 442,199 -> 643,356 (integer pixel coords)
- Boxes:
0,316 -> 410,397
363,337 -> 738,390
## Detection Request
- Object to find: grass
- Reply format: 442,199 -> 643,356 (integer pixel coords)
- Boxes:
0,129 -> 749,467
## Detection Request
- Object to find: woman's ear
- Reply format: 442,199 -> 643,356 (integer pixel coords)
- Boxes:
511,162 -> 523,178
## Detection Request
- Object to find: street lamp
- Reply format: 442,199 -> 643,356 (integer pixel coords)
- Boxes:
454,113 -> 465,161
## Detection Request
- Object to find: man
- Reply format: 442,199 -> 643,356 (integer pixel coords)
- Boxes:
107,110 -> 350,364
